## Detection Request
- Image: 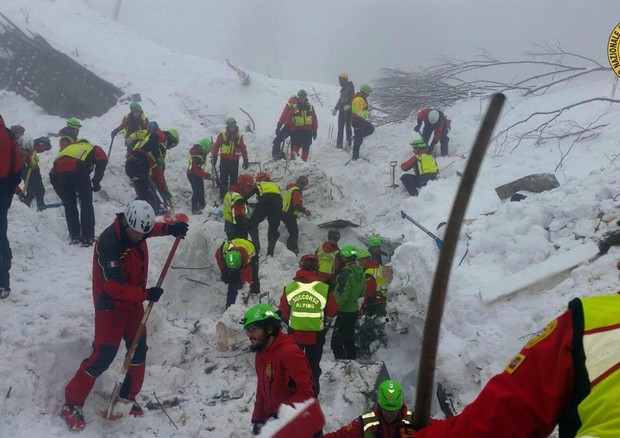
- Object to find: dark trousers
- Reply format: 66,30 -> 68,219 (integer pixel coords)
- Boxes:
222,255 -> 260,308
23,168 -> 45,209
352,119 -> 375,160
272,126 -> 290,157
126,153 -> 162,213
187,172 -> 205,213
400,173 -> 437,196
58,170 -> 95,241
281,212 -> 299,255
298,335 -> 326,395
337,109 -> 352,148
290,131 -> 313,161
219,159 -> 239,200
422,125 -> 450,156
249,194 -> 282,256
331,311 -> 358,360
225,221 -> 248,240
0,183 -> 14,290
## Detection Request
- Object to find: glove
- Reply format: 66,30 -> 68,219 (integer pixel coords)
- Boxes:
91,179 -> 101,192
111,128 -> 119,137
146,286 -> 164,302
252,421 -> 265,435
242,159 -> 249,170
312,131 -> 317,140
331,108 -> 338,116
413,125 -> 420,133
167,222 -> 188,238
343,104 -> 351,111
398,425 -> 418,437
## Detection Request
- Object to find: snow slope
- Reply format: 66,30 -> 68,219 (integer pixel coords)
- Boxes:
2,1 -> 620,437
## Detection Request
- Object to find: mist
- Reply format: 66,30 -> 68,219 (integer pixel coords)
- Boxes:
88,0 -> 616,85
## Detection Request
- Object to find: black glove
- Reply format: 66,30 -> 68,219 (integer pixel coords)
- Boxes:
242,159 -> 249,170
312,131 -> 317,140
111,128 -> 119,137
167,222 -> 188,238
252,421 -> 265,435
146,286 -> 164,302
91,179 -> 101,192
413,125 -> 420,133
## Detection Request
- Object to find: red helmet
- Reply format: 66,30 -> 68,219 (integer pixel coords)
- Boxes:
299,254 -> 319,271
328,229 -> 341,242
256,172 -> 272,182
238,173 -> 255,190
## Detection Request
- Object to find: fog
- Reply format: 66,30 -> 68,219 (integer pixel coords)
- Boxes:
89,0 -> 616,85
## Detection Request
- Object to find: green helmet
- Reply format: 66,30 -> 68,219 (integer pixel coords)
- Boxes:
341,245 -> 358,259
369,236 -> 382,247
167,128 -> 179,143
226,117 -> 237,126
129,102 -> 142,111
66,118 -> 82,129
297,89 -> 308,98
198,138 -> 213,153
225,249 -> 242,270
360,83 -> 373,94
377,380 -> 403,411
243,303 -> 281,330
356,248 -> 371,259
410,138 -> 427,150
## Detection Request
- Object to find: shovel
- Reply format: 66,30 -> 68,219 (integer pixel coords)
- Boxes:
94,213 -> 189,431
400,210 -> 443,250
389,161 -> 399,188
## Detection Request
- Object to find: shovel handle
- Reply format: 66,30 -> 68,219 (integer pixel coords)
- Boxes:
120,235 -> 182,375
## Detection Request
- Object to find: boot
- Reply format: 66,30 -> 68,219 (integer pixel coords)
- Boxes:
129,401 -> 144,418
61,404 -> 85,431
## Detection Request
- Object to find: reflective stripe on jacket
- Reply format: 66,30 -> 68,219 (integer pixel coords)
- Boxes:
285,280 -> 329,332
282,186 -> 301,217
220,132 -> 243,156
223,190 -> 247,224
257,181 -> 281,196
562,296 -> 620,437
56,141 -> 94,161
361,409 -> 413,438
317,247 -> 338,275
417,153 -> 438,175
293,103 -> 315,127
223,238 -> 255,261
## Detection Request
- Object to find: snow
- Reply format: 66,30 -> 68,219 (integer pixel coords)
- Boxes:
2,1 -> 620,437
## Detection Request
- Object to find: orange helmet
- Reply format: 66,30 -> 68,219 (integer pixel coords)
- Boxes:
256,172 -> 272,182
238,173 -> 255,190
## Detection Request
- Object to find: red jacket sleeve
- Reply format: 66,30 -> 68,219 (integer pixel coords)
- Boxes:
239,136 -> 248,161
323,416 -> 363,438
279,104 -> 293,126
417,311 -> 575,438
417,108 -> 429,123
432,119 -> 445,144
326,291 -> 339,318
401,155 -> 418,171
212,134 -> 223,158
279,291 -> 291,321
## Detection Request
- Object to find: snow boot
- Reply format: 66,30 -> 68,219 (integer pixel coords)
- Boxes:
0,287 -> 10,299
129,401 -> 144,418
61,404 -> 85,431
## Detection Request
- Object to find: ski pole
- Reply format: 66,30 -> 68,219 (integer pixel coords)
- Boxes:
400,210 -> 443,250
412,93 -> 505,429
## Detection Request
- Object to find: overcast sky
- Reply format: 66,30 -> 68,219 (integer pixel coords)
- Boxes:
89,0 -> 617,85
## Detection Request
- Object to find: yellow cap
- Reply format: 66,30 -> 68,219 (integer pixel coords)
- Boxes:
338,72 -> 349,79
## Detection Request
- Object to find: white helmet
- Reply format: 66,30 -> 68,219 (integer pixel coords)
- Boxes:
123,200 -> 155,233
428,110 -> 440,124
18,136 -> 34,152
